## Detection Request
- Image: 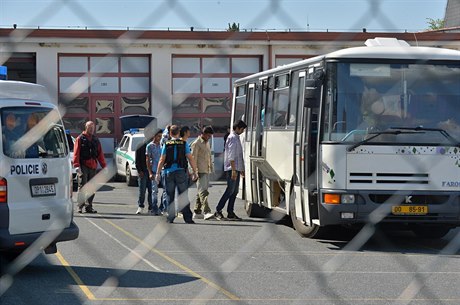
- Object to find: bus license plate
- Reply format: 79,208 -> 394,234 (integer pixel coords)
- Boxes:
392,205 -> 428,215
31,184 -> 56,197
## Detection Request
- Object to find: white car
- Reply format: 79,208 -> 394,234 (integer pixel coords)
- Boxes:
114,128 -> 146,186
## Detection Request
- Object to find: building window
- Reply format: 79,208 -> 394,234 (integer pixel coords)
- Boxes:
172,55 -> 261,135
58,54 -> 150,140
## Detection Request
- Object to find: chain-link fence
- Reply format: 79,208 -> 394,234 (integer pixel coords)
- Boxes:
1,0 -> 460,304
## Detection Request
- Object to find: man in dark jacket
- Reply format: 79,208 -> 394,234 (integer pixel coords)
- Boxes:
74,121 -> 106,213
135,136 -> 153,214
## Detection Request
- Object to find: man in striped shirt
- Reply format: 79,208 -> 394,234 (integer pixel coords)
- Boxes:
214,120 -> 247,221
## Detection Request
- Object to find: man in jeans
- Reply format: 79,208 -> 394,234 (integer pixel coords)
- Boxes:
74,121 -> 106,214
191,126 -> 215,220
155,125 -> 198,224
146,129 -> 164,215
214,120 -> 247,221
135,136 -> 152,214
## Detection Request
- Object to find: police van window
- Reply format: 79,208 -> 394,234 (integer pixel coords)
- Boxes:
1,107 -> 68,159
131,137 -> 144,151
121,136 -> 129,150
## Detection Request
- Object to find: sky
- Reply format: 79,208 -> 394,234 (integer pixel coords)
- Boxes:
0,0 -> 448,32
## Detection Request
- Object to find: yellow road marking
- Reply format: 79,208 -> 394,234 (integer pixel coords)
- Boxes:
54,251 -> 96,300
103,218 -> 240,301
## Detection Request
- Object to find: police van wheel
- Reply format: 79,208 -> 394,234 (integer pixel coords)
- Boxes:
125,166 -> 137,186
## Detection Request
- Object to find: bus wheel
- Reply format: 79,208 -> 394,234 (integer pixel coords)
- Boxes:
245,201 -> 268,218
411,225 -> 450,239
289,195 -> 320,238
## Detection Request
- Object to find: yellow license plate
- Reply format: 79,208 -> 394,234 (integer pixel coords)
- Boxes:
392,205 -> 428,215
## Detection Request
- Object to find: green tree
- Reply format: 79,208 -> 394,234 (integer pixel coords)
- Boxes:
426,18 -> 445,30
227,22 -> 240,32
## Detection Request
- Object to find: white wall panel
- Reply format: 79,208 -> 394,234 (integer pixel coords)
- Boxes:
90,76 -> 118,93
90,56 -> 118,73
121,57 -> 149,73
59,76 -> 88,93
121,77 -> 149,93
172,57 -> 199,73
203,57 -> 229,73
203,77 -> 229,93
275,57 -> 304,67
232,58 -> 259,73
173,78 -> 200,93
59,57 -> 88,73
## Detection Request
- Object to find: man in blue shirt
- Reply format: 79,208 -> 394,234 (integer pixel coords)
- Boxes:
146,128 -> 163,215
155,125 -> 198,224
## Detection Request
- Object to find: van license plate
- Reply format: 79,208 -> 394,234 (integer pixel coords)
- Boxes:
31,184 -> 56,197
392,205 -> 428,215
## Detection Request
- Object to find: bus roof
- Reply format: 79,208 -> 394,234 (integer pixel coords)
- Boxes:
234,37 -> 460,85
0,80 -> 51,103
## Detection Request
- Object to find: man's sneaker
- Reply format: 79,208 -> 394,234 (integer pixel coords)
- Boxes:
193,212 -> 204,219
184,219 -> 195,224
214,211 -> 225,220
204,213 -> 215,220
227,213 -> 242,221
77,208 -> 83,214
85,208 -> 97,214
136,207 -> 144,215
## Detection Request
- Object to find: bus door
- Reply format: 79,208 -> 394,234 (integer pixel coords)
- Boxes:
293,71 -> 313,226
246,83 -> 261,204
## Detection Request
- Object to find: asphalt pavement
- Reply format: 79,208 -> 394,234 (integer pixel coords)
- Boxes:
2,180 -> 460,305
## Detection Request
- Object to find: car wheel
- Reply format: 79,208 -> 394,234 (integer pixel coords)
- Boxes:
126,165 -> 137,186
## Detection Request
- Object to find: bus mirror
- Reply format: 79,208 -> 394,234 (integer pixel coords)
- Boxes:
304,79 -> 320,108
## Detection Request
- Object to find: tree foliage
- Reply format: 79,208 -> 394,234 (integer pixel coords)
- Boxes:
426,18 -> 445,30
227,22 -> 240,32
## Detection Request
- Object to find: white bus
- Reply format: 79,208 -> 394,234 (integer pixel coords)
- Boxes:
232,37 -> 460,238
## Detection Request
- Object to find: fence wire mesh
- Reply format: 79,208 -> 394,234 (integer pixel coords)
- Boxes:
1,0 -> 460,304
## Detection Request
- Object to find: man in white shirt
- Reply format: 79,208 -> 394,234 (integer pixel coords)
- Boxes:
214,120 -> 247,221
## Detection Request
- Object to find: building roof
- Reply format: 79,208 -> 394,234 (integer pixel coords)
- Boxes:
0,28 -> 460,45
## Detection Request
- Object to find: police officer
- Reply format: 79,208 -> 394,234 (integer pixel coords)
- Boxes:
155,125 -> 198,224
73,121 -> 106,213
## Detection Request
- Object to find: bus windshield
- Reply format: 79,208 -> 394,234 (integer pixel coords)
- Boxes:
1,107 -> 68,158
323,61 -> 460,145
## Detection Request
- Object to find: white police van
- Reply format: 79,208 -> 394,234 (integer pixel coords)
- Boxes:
114,114 -> 156,186
114,128 -> 146,186
0,74 -> 78,259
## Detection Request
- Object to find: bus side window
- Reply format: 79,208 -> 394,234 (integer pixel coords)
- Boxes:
234,85 -> 247,123
287,71 -> 300,127
271,74 -> 289,128
264,77 -> 275,128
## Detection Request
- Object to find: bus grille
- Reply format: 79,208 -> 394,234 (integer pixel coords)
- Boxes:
369,194 -> 450,205
349,172 -> 429,185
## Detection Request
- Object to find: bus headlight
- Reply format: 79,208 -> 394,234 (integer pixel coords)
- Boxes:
341,194 -> 355,204
324,193 -> 355,204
